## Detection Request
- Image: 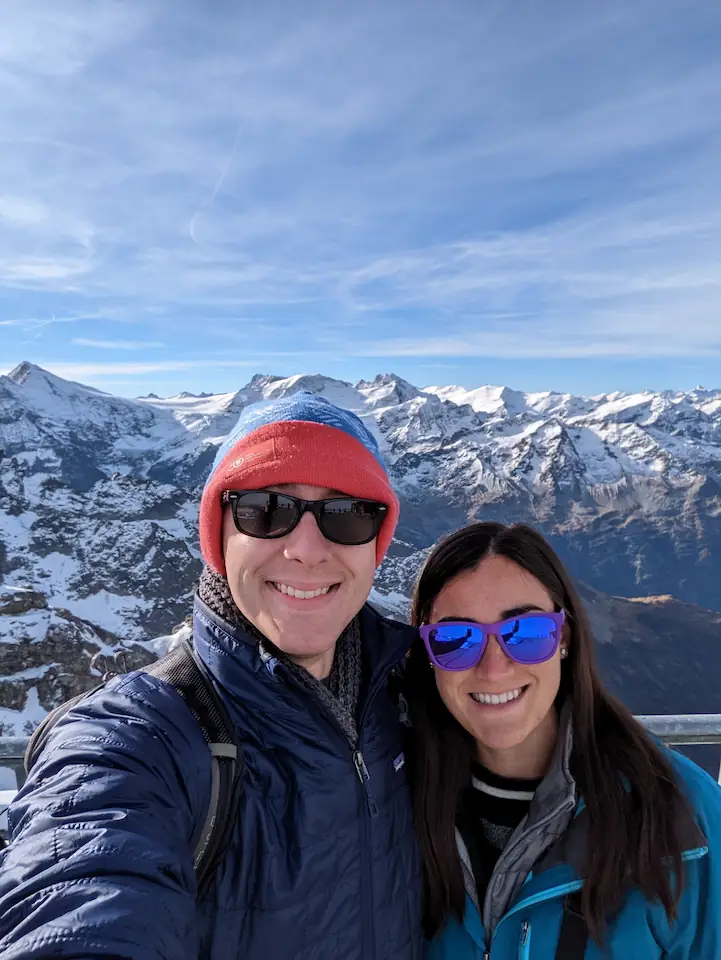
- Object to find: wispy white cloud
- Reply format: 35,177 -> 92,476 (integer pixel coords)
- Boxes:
0,0 -> 719,380
357,322 -> 721,361
73,338 -> 165,350
0,195 -> 49,226
0,313 -> 104,330
8,359 -> 277,379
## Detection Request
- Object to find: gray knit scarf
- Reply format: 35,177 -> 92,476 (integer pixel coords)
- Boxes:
197,566 -> 362,746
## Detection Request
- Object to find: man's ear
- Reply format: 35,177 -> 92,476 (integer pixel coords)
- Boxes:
221,504 -> 235,553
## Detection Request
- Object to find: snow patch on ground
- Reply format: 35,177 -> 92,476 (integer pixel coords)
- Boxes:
0,609 -> 53,645
138,623 -> 193,658
0,663 -> 58,681
0,687 -> 48,738
0,510 -> 39,548
369,587 -> 410,618
63,591 -> 152,639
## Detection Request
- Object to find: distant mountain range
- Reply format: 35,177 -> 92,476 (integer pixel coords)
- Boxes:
1,361 -> 720,739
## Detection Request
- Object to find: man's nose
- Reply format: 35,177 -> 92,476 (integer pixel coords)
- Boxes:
282,510 -> 331,564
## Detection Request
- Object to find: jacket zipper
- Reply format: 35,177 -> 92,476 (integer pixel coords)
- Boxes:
479,878 -> 586,958
478,829 -> 709,956
501,842 -> 709,928
486,842 -> 710,951
482,794 -> 576,937
354,750 -> 379,816
518,920 -> 531,960
271,663 -> 385,815
271,653 -> 403,960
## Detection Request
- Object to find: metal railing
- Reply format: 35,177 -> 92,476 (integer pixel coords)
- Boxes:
637,715 -> 721,784
1,715 -> 721,785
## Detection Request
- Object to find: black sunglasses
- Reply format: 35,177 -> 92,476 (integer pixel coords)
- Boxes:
222,490 -> 388,546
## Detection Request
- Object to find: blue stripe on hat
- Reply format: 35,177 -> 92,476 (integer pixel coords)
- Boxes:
207,391 -> 386,483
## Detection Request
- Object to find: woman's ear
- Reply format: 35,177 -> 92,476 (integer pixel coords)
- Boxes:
560,616 -> 572,659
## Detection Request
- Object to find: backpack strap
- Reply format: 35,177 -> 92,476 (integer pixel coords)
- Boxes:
554,890 -> 588,958
25,686 -> 105,773
24,639 -> 243,901
140,639 -> 243,899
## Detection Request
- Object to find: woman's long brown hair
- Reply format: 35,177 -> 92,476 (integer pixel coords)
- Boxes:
406,522 -> 692,943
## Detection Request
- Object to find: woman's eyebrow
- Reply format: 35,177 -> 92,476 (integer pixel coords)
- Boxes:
500,603 -> 545,619
434,604 -> 545,624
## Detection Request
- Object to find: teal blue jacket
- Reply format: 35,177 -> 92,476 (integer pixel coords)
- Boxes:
428,750 -> 721,959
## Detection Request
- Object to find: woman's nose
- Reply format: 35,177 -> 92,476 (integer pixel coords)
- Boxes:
474,634 -> 516,678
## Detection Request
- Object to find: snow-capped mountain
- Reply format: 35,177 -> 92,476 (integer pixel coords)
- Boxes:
4,360 -> 721,632
2,361 -> 721,734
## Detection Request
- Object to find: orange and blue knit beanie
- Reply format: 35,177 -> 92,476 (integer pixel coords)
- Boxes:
199,391 -> 399,575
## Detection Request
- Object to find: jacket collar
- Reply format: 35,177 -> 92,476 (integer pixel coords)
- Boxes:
456,700 -> 576,931
459,701 -> 709,937
192,594 -> 415,717
531,700 -> 575,815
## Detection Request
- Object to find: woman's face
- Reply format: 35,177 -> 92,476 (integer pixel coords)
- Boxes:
428,554 -> 565,777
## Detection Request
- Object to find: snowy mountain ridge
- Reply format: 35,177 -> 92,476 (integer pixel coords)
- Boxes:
2,361 -> 721,648
2,361 -> 721,739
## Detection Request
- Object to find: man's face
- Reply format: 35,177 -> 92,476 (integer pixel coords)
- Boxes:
222,483 -> 377,676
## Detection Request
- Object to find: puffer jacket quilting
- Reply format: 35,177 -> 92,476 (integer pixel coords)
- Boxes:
0,599 -> 423,960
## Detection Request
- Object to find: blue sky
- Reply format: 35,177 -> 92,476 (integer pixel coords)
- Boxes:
1,0 -> 720,398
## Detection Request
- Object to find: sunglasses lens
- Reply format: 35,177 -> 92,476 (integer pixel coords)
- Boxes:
319,499 -> 386,545
232,492 -> 298,538
499,615 -> 559,663
422,623 -> 484,670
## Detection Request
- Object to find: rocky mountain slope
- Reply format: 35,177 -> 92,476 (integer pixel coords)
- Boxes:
1,361 -> 720,735
0,585 -> 157,737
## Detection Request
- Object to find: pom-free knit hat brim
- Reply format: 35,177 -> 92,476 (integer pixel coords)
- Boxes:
200,420 -> 399,575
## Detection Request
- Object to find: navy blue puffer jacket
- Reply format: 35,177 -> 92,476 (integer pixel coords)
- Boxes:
0,599 -> 423,960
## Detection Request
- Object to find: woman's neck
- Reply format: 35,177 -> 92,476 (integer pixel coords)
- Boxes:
476,707 -> 559,780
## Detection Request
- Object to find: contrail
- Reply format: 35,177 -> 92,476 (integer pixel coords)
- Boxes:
189,121 -> 244,245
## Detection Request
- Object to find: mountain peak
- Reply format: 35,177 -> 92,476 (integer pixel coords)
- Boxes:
264,373 -> 353,395
8,360 -> 57,386
425,383 -> 528,416
252,373 -> 364,412
7,360 -> 32,383
356,373 -> 421,408
6,361 -> 106,396
246,373 -> 284,390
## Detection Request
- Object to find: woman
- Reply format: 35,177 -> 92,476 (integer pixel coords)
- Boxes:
405,522 -> 721,958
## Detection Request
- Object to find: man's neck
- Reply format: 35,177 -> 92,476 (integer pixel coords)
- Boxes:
289,645 -> 337,681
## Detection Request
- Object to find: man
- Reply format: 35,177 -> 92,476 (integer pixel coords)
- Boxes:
0,393 -> 423,959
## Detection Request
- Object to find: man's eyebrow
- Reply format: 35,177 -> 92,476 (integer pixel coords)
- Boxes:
435,604 -> 545,624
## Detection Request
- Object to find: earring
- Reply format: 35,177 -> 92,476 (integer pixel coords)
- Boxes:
560,647 -> 568,659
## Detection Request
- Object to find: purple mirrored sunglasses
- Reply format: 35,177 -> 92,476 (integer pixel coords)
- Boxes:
420,610 -> 566,671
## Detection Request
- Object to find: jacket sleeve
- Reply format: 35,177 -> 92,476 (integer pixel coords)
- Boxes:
660,753 -> 721,959
0,672 -> 212,960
